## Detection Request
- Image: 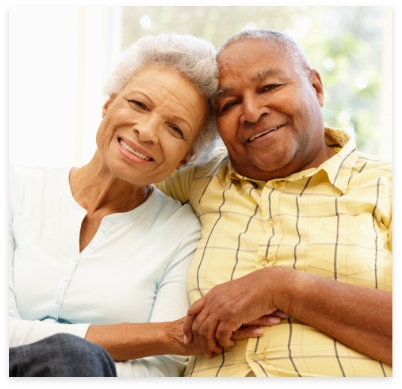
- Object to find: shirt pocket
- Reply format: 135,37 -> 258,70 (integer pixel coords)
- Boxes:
306,213 -> 378,276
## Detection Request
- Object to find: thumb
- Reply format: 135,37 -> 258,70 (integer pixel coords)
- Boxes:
231,327 -> 264,340
183,297 -> 206,344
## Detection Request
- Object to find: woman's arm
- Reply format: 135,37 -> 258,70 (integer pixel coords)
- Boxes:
85,317 -> 268,361
85,318 -> 197,361
8,166 -> 90,347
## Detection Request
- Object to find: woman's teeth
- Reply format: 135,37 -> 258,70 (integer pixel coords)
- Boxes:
119,139 -> 151,161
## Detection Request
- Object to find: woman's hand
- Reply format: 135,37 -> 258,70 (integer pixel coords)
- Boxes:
182,310 -> 289,358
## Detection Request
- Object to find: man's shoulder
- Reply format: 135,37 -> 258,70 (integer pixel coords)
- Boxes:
356,151 -> 392,166
181,146 -> 229,176
355,151 -> 392,178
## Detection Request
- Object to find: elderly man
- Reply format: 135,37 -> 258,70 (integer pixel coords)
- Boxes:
156,29 -> 392,377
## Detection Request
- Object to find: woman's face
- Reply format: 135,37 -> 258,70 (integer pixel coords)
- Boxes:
96,66 -> 208,185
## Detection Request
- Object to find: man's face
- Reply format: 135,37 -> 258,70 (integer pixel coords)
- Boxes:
216,38 -> 327,181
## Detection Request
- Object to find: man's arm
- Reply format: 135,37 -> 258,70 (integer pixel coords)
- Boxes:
184,266 -> 392,365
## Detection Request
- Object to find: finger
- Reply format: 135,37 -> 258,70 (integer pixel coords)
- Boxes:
194,316 -> 224,357
215,321 -> 239,349
231,326 -> 264,340
183,298 -> 206,344
273,310 -> 289,319
243,311 -> 289,327
244,315 -> 281,326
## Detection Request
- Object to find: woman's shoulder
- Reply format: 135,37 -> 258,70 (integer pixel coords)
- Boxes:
151,188 -> 199,224
9,165 -> 69,183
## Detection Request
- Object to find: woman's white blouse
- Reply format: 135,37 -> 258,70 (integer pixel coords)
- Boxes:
8,165 -> 201,376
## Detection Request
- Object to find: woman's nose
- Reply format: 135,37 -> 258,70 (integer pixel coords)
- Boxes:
133,118 -> 159,144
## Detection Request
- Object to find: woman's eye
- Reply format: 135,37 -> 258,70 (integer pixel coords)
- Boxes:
169,125 -> 184,138
129,100 -> 147,110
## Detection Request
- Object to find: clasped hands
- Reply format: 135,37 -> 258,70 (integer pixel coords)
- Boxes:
183,269 -> 289,358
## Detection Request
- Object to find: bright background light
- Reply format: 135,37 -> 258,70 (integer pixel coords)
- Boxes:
8,5 -> 394,170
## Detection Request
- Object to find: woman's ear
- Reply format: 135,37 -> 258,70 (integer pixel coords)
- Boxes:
102,94 -> 117,118
176,149 -> 195,169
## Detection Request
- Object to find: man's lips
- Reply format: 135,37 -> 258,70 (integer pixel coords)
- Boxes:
248,124 -> 285,142
118,138 -> 153,161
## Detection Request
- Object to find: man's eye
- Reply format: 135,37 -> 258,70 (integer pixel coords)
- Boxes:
262,84 -> 279,93
220,101 -> 238,113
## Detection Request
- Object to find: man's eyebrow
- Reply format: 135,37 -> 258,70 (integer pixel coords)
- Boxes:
216,67 -> 285,99
251,67 -> 284,81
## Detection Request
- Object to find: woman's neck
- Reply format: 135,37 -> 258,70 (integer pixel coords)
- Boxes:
69,152 -> 153,217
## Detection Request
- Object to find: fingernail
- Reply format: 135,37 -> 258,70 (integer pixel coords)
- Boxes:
183,335 -> 188,344
268,317 -> 281,324
253,328 -> 264,336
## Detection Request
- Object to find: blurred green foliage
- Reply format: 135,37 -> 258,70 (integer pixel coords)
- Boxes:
122,6 -> 387,155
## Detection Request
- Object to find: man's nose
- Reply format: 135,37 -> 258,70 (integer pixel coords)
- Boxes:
240,96 -> 270,124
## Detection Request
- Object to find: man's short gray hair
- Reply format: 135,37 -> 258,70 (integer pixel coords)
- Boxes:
218,29 -> 312,75
103,33 -> 220,164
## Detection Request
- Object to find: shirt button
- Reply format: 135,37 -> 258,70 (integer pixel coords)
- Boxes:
100,225 -> 107,232
269,218 -> 275,227
262,259 -> 268,267
63,275 -> 69,282
250,353 -> 258,361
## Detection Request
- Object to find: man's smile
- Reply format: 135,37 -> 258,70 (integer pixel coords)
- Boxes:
248,124 -> 285,142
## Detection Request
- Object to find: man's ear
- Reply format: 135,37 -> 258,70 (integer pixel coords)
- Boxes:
310,69 -> 324,107
102,94 -> 117,118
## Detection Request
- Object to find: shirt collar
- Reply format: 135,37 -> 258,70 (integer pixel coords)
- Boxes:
228,127 -> 358,194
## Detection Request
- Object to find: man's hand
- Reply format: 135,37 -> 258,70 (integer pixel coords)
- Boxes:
183,268 -> 291,357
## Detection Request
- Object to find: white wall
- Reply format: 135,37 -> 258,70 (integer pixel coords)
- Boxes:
9,5 -> 122,169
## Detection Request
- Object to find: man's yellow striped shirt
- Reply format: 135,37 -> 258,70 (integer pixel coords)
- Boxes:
156,127 -> 392,377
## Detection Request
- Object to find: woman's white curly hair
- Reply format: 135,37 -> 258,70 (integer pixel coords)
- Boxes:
103,33 -> 220,164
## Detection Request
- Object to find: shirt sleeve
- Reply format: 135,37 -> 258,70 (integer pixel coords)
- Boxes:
154,163 -> 197,204
155,147 -> 228,207
8,166 -> 90,348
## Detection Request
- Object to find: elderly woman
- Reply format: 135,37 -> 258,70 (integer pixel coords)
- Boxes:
9,33 -> 264,377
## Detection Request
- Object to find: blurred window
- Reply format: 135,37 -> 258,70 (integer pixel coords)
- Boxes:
122,6 -> 392,158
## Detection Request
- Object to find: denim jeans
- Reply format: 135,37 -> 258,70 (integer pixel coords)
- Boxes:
9,333 -> 117,377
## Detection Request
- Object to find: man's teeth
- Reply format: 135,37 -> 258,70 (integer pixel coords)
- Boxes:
119,140 -> 151,161
249,125 -> 281,142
